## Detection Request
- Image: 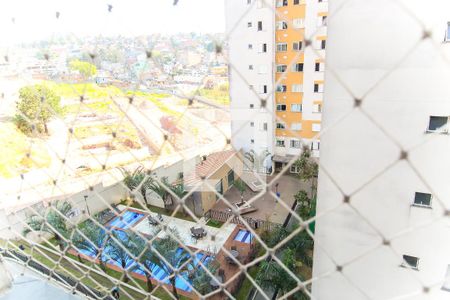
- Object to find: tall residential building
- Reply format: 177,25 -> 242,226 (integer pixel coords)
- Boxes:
312,1 -> 450,299
226,0 -> 328,173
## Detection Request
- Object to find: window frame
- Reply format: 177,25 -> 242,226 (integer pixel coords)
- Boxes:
427,116 -> 448,133
276,104 -> 287,111
412,192 -> 432,208
401,255 -> 419,270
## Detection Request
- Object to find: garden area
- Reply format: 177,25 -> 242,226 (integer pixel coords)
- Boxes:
18,200 -> 224,300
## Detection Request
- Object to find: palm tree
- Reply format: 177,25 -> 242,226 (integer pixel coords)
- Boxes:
127,231 -> 159,292
120,166 -> 153,205
191,258 -> 219,295
73,220 -> 109,272
23,201 -> 72,252
149,177 -> 186,210
154,231 -> 191,299
149,177 -> 171,208
107,231 -> 134,282
233,178 -> 247,204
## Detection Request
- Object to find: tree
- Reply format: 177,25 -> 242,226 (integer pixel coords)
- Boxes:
120,167 -> 153,205
154,230 -> 190,299
128,231 -> 159,292
73,220 -> 109,272
294,190 -> 311,220
234,179 -> 247,204
107,231 -> 134,282
23,201 -> 72,251
191,258 -> 219,295
149,177 -> 186,210
15,85 -> 62,134
69,59 -> 97,78
293,147 -> 319,198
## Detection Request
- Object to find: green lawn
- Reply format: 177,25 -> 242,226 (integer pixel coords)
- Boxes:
0,123 -> 51,178
205,219 -> 223,228
5,239 -> 189,300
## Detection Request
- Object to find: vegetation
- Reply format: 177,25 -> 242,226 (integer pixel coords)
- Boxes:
23,201 -> 73,251
293,147 -> 319,198
205,219 -> 223,228
149,176 -> 186,210
43,82 -> 123,100
256,225 -> 313,299
0,123 -> 51,178
196,83 -> 230,105
14,84 -> 62,134
69,59 -> 97,78
120,166 -> 153,205
234,178 -> 247,204
73,219 -> 109,271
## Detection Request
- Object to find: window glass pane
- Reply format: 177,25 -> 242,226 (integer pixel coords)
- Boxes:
414,192 -> 432,206
428,116 -> 447,131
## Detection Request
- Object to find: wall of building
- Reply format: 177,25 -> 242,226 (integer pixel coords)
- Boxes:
312,0 -> 450,299
226,0 -> 275,162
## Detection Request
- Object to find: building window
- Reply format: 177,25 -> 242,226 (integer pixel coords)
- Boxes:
257,21 -> 263,31
293,41 -> 303,51
276,21 -> 288,30
321,40 -> 326,49
227,170 -> 235,186
248,44 -> 253,50
312,123 -> 321,132
291,104 -> 302,112
402,255 -> 419,270
443,265 -> 450,291
250,139 -> 255,144
427,116 -> 448,133
313,104 -> 322,113
446,22 -> 450,42
276,140 -> 285,147
311,141 -> 320,150
317,16 -> 327,26
263,123 -> 268,131
314,83 -> 324,93
250,122 -> 254,127
250,104 -> 254,108
315,61 -> 325,72
247,22 -> 252,27
294,0 -> 300,4
259,43 -> 267,53
276,85 -> 287,92
290,139 -> 301,148
292,84 -> 303,93
259,85 -> 268,94
291,123 -> 302,131
276,123 -> 286,129
413,192 -> 432,207
292,63 -> 304,72
249,65 -> 253,70
276,104 -> 287,111
276,65 -> 287,73
290,165 -> 300,173
276,0 -> 288,7
247,0 -> 252,4
293,18 -> 305,29
276,43 -> 288,52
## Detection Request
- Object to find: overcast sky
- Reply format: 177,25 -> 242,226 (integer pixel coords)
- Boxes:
0,0 -> 225,45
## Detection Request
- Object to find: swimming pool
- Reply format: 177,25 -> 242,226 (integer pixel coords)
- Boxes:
79,233 -> 210,292
234,229 -> 253,243
107,210 -> 144,229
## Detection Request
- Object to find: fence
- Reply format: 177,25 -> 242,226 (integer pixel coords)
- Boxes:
205,209 -> 281,232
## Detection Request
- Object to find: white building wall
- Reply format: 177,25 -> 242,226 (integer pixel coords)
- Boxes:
312,0 -> 450,299
226,0 -> 275,159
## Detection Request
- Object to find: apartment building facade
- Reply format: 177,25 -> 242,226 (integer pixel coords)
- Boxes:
312,1 -> 450,299
226,0 -> 328,173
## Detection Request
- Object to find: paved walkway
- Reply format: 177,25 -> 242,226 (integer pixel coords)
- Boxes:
117,205 -> 237,254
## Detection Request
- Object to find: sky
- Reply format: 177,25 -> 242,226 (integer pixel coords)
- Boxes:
0,0 -> 225,45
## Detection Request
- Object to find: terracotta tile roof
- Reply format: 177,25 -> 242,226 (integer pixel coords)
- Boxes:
184,150 -> 237,186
